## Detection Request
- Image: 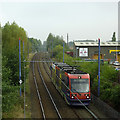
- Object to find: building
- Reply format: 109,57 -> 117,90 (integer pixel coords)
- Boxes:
74,41 -> 120,62
118,1 -> 120,41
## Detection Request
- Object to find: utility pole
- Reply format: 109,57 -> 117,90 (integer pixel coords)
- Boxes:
98,38 -> 100,97
19,38 -> 22,96
116,46 -> 117,61
28,41 -> 29,59
67,33 -> 69,46
52,39 -> 53,58
63,41 -> 64,63
23,40 -> 26,118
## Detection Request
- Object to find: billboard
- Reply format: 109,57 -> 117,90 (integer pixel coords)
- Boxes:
79,48 -> 88,57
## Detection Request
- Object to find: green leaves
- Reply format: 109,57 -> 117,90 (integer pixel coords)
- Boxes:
28,38 -> 42,52
112,32 -> 116,42
2,81 -> 20,112
46,33 -> 69,54
101,65 -> 118,82
2,22 -> 29,113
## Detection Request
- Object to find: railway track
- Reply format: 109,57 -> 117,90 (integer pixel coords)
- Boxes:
30,52 -> 109,119
31,54 -> 62,119
37,52 -> 99,119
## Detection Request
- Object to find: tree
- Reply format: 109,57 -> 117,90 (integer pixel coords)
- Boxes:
46,33 -> 69,53
112,32 -> 116,42
2,22 -> 29,85
28,38 -> 42,52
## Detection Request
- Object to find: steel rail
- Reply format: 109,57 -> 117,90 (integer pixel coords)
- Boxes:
32,56 -> 46,120
36,55 -> 62,120
43,54 -> 99,120
24,60 -> 54,63
42,59 -> 82,120
41,56 -> 84,120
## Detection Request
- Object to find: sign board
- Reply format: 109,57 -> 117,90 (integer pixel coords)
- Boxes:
19,80 -> 22,84
79,48 -> 88,57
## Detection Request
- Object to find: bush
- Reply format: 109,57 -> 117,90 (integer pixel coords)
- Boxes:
101,65 -> 118,82
110,85 -> 120,107
91,78 -> 98,95
2,82 -> 21,112
100,88 -> 112,102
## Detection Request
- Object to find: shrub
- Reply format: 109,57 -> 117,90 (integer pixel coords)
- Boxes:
110,85 -> 120,108
2,82 -> 21,112
101,65 -> 118,82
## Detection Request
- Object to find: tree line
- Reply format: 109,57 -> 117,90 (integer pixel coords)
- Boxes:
46,33 -> 70,58
2,22 -> 42,114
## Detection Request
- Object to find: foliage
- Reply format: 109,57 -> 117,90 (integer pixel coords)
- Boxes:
52,44 -> 73,63
110,85 -> 120,107
28,38 -> 42,52
100,65 -> 118,82
46,33 -> 69,55
2,81 -> 21,112
53,45 -> 63,57
68,41 -> 74,49
2,22 -> 28,57
42,41 -> 47,52
112,32 -> 116,42
2,22 -> 36,114
51,45 -> 120,110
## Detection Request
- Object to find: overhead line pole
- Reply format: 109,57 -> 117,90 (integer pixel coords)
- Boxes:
52,39 -> 53,58
19,38 -> 22,97
23,40 -> 26,118
116,46 -> 117,61
67,33 -> 68,46
63,41 -> 64,63
98,38 -> 100,97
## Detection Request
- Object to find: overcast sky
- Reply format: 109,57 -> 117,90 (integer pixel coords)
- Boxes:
0,0 -> 119,43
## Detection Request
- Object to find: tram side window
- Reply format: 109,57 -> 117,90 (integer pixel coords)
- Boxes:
62,74 -> 68,85
56,69 -> 60,77
61,72 -> 65,82
67,77 -> 69,87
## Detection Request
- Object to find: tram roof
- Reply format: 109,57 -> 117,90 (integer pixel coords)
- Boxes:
54,62 -> 87,74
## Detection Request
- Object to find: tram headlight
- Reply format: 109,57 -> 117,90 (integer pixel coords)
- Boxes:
86,96 -> 89,99
71,94 -> 75,99
71,96 -> 74,99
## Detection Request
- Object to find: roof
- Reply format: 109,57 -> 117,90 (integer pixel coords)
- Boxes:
74,41 -> 120,47
54,62 -> 87,74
